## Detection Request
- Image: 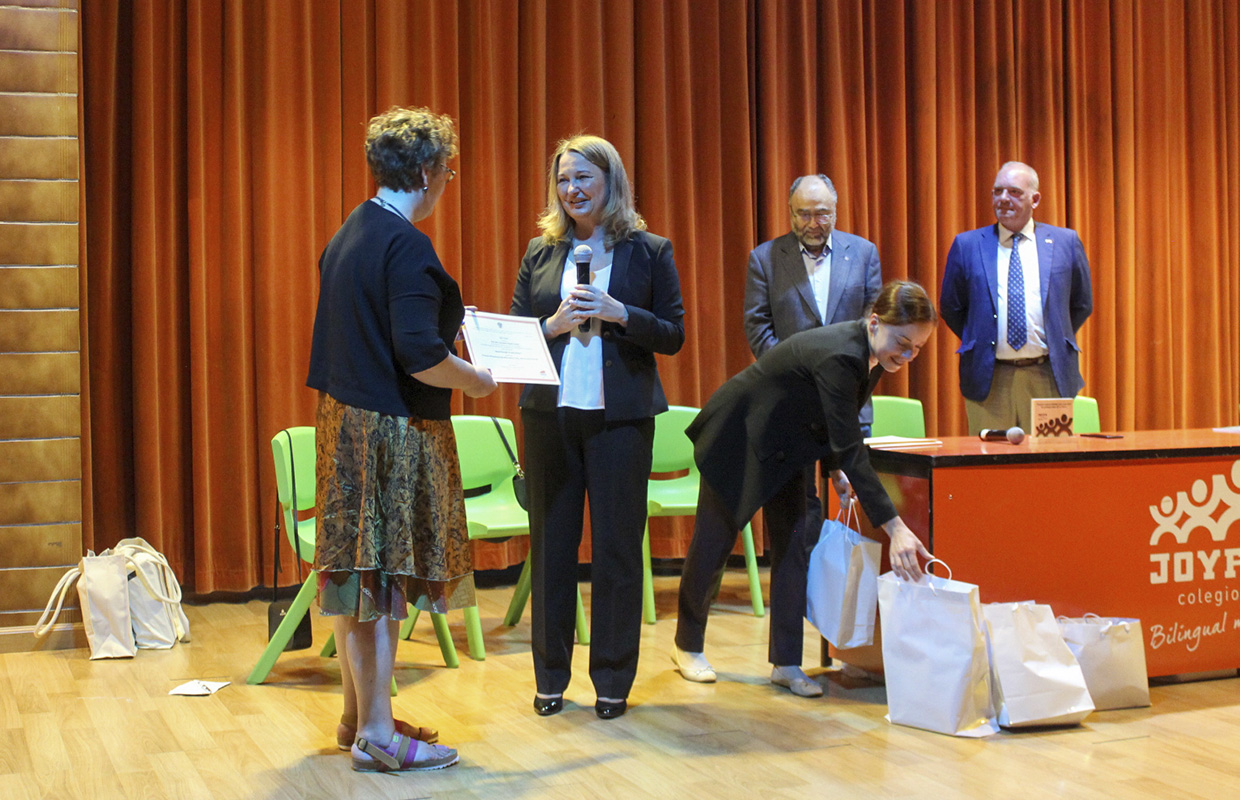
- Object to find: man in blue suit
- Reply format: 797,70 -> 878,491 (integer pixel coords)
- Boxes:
940,161 -> 1092,434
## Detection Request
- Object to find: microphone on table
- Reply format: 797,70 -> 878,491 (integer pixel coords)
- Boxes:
573,244 -> 593,332
979,427 -> 1026,444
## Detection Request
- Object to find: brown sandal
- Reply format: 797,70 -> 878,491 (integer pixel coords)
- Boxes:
352,733 -> 458,773
337,718 -> 438,750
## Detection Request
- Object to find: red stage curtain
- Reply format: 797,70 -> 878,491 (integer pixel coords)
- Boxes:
80,1 -> 1240,591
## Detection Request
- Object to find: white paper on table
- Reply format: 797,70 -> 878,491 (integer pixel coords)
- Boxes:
460,310 -> 560,385
169,680 -> 230,696
864,435 -> 943,450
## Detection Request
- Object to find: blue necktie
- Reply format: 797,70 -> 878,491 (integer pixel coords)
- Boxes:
1007,233 -> 1027,350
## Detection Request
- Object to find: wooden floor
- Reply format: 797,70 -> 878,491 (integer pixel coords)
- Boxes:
3,569 -> 1240,799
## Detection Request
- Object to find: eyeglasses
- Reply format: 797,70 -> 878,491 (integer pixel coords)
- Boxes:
443,166 -> 456,182
794,209 -> 836,223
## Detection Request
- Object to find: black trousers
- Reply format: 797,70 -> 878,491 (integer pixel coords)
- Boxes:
675,471 -> 811,666
522,408 -> 654,698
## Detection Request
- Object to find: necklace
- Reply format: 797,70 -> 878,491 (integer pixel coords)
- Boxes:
372,195 -> 410,223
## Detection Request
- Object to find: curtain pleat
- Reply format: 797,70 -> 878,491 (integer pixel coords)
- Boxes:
81,1 -> 1240,591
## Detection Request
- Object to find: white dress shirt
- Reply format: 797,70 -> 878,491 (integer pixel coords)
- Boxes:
799,231 -> 833,324
996,220 -> 1047,359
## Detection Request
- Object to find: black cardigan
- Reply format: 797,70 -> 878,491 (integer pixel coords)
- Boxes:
307,202 -> 464,419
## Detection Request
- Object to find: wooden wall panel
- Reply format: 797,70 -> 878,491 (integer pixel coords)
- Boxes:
0,566 -> 77,614
0,524 -> 81,569
0,482 -> 81,527
0,353 -> 79,394
0,93 -> 77,136
0,7 -> 77,51
0,266 -> 79,306
0,222 -> 77,263
0,608 -> 82,631
0,309 -> 78,350
0,439 -> 81,482
0,138 -> 78,181
0,1 -> 83,652
0,51 -> 76,93
0,396 -> 81,438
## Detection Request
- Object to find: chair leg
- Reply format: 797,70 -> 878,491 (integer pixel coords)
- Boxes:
641,524 -> 656,624
430,612 -> 460,668
575,585 -> 590,645
248,571 -> 318,685
399,604 -> 418,640
503,558 -> 533,626
741,522 -> 765,618
463,605 -> 485,661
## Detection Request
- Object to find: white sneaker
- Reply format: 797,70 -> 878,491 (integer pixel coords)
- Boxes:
671,645 -> 717,683
771,666 -> 823,698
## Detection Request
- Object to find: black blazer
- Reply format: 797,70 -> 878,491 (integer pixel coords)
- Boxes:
686,320 -> 898,531
510,230 -> 685,421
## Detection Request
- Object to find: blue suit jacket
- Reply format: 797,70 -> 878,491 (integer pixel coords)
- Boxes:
939,222 -> 1092,402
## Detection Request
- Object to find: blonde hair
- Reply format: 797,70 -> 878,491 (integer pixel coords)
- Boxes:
364,106 -> 458,192
536,135 -> 646,246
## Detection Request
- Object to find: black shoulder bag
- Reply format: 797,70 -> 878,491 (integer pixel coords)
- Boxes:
491,417 -> 528,510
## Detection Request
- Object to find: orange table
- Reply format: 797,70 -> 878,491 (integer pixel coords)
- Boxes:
836,429 -> 1240,677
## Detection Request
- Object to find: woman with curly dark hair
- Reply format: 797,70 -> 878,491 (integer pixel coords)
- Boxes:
307,106 -> 496,772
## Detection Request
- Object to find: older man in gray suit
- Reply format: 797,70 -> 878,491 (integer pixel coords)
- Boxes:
743,174 -> 882,538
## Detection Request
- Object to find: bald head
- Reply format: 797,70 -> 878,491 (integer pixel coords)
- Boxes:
788,174 -> 838,255
992,161 -> 1041,233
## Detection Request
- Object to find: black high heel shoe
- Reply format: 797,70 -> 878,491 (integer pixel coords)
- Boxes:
533,695 -> 563,716
594,698 -> 627,719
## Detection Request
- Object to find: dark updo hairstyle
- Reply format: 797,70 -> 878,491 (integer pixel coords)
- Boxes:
364,106 -> 459,192
869,280 -> 938,326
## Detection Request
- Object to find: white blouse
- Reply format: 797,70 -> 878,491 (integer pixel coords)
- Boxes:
557,245 -> 614,410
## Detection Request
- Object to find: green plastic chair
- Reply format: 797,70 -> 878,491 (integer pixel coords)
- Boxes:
248,427 -> 325,685
870,395 -> 926,438
1074,395 -> 1101,434
642,406 -> 764,624
251,427 -> 393,687
250,427 -> 472,686
417,415 -> 588,645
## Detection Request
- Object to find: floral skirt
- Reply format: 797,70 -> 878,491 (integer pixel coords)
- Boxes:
314,392 -> 475,622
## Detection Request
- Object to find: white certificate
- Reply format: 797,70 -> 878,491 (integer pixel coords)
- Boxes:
460,310 -> 560,385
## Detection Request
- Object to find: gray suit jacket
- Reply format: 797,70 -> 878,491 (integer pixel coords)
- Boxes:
743,230 -> 882,424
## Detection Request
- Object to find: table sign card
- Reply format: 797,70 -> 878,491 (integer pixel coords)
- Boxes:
1030,398 -> 1074,437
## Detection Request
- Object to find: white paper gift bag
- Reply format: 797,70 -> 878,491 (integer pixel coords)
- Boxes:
806,502 -> 882,648
35,551 -> 136,659
878,559 -> 998,737
983,602 -> 1094,727
1057,614 -> 1150,710
111,537 -> 191,649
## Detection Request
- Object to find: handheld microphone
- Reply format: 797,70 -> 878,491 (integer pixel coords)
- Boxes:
979,427 -> 1026,444
573,244 -> 593,332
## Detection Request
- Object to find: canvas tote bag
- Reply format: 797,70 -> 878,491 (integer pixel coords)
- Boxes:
982,602 -> 1094,727
1057,614 -> 1150,710
110,537 -> 191,649
878,559 -> 998,737
34,552 -> 137,659
806,502 -> 882,648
